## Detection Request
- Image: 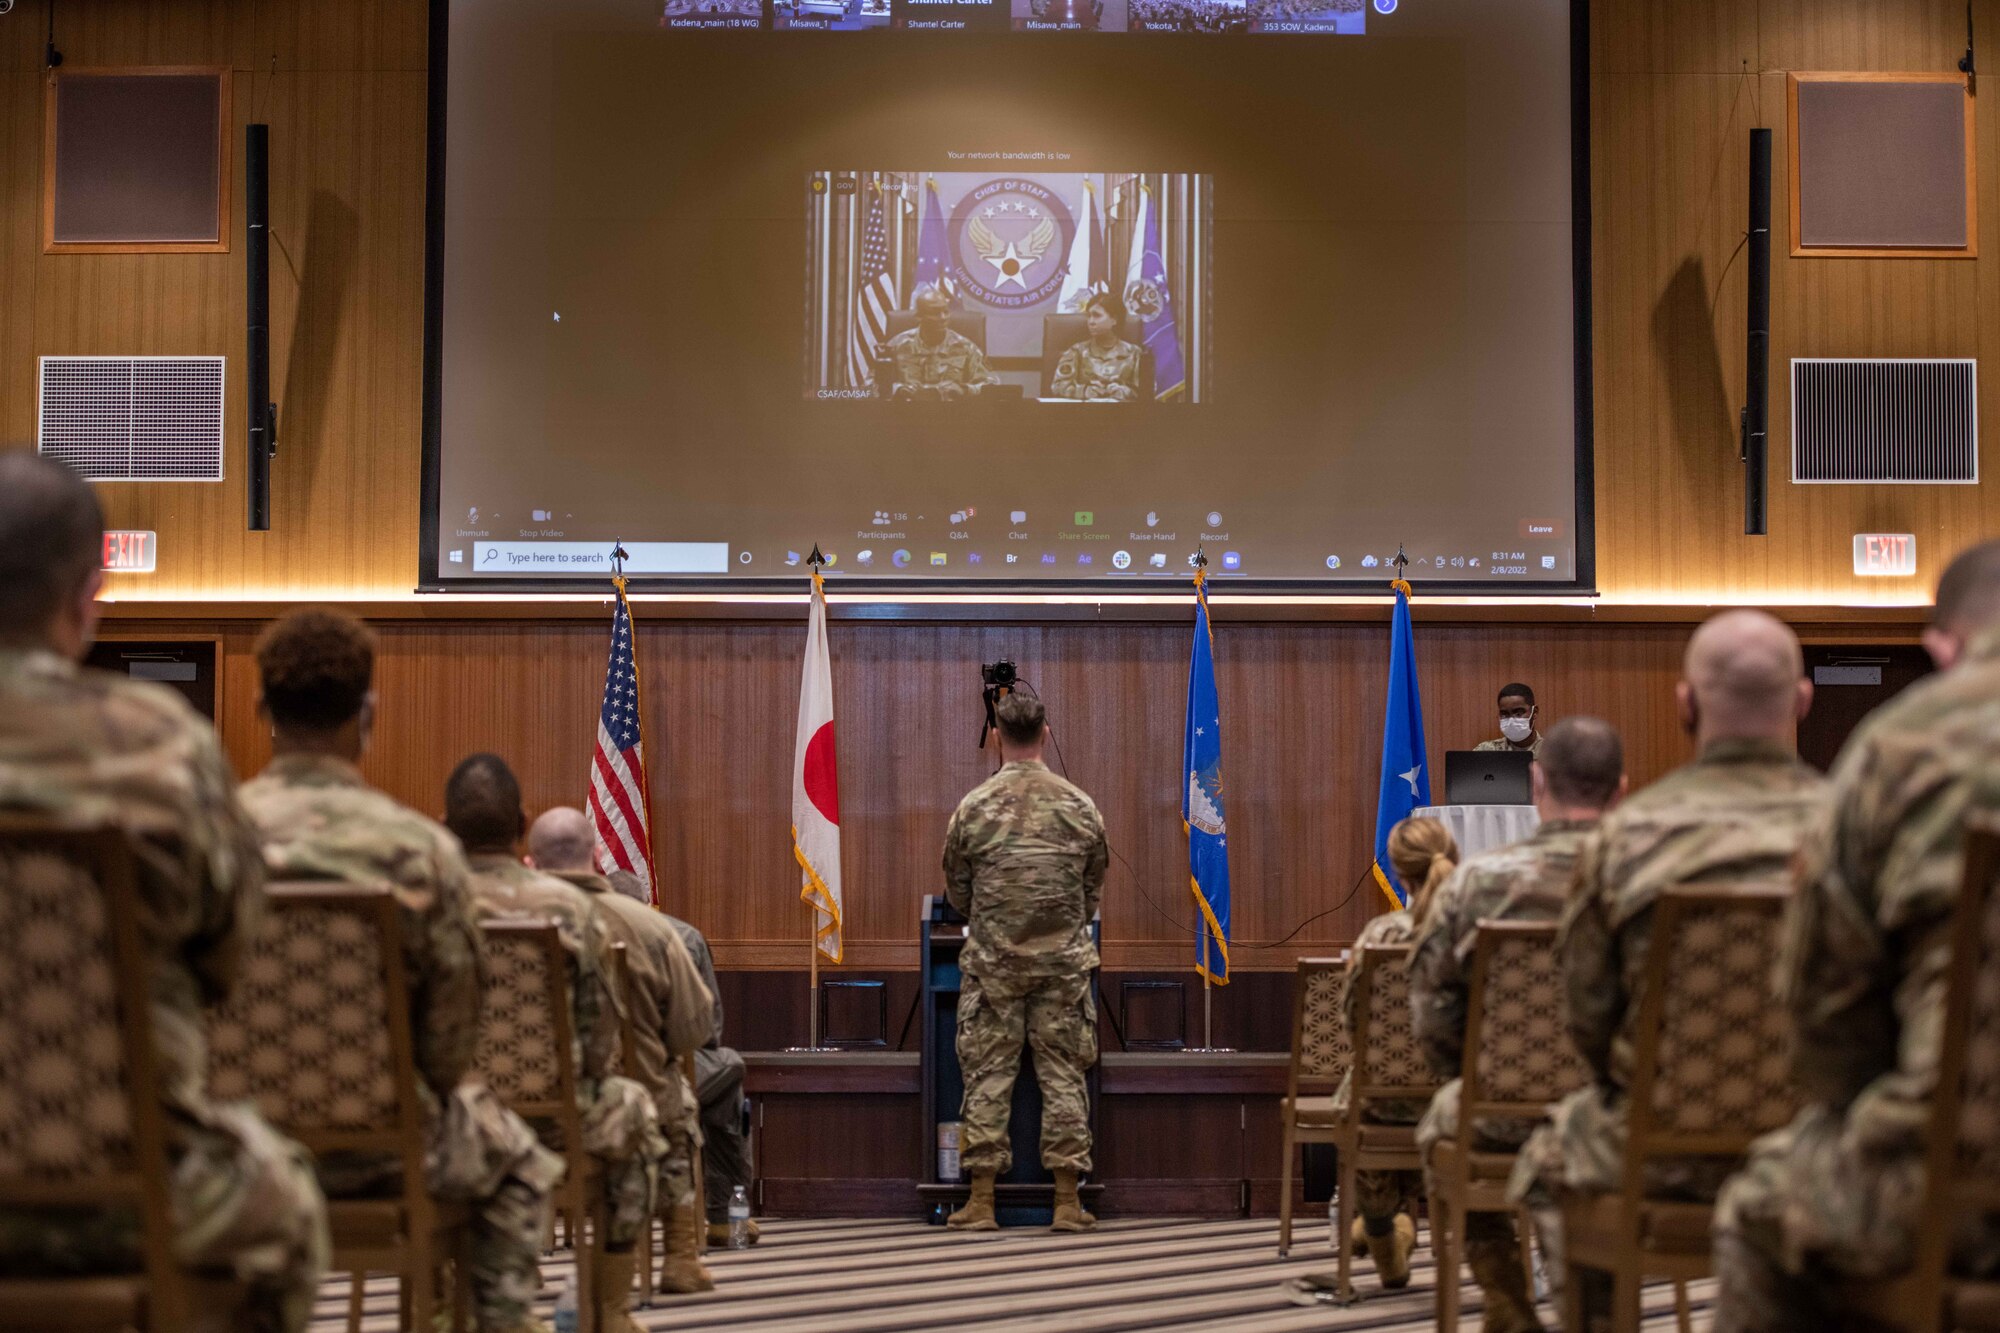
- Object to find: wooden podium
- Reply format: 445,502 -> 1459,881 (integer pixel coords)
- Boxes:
916,894 -> 1103,1225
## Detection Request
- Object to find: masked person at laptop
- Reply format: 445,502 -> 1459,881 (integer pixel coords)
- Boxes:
1475,682 -> 1542,756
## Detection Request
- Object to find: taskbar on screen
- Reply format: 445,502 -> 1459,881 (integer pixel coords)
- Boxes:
442,507 -> 1572,582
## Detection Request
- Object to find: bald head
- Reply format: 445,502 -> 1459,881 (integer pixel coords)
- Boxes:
1926,539 -> 2000,671
527,806 -> 596,873
1678,610 -> 1810,746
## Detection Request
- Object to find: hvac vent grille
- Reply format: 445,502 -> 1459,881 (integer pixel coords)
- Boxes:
37,356 -> 225,482
1791,358 -> 1977,484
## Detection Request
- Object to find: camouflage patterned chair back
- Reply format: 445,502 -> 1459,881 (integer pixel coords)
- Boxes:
208,885 -> 414,1150
1429,921 -> 1586,1333
207,882 -> 464,1333
1559,885 -> 1792,1333
1350,944 -> 1433,1107
475,920 -> 602,1320
1276,956 -> 1348,1257
608,941 -> 638,1081
1839,813 -> 2000,1333
0,817 -> 190,1330
1628,887 -> 1795,1164
1464,921 -> 1591,1117
1328,945 -> 1438,1299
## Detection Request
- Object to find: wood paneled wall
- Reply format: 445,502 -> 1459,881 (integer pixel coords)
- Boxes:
1590,0 -> 1995,601
108,608 -> 1910,971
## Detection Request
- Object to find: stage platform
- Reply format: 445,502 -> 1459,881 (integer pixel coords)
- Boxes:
306,1216 -> 1718,1330
747,1049 -> 1298,1217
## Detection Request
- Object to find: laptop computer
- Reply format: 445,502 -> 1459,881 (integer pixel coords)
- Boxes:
1444,749 -> 1534,805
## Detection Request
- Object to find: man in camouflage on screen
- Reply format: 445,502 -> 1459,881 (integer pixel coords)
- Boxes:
238,610 -> 563,1333
1507,609 -> 1828,1325
0,453 -> 328,1333
444,757 -> 668,1331
885,285 -> 999,400
1410,715 -> 1627,1333
1714,540 -> 2000,1331
527,806 -> 720,1294
942,691 -> 1108,1233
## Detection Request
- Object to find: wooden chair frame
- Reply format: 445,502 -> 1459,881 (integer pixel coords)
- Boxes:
247,884 -> 469,1333
1838,815 -> 2000,1332
608,943 -> 656,1306
1559,886 -> 1792,1333
0,819 -> 210,1330
482,920 -> 607,1333
1277,955 -> 1348,1258
1333,944 -> 1440,1301
1429,920 -> 1581,1332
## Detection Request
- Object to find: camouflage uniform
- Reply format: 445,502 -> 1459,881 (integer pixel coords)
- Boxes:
555,869 -> 713,1216
1051,338 -> 1142,401
1714,627 -> 2000,1330
0,650 -> 327,1333
464,856 -> 666,1247
943,759 -> 1107,1176
1476,734 -> 1543,755
1410,818 -> 1598,1266
1335,909 -> 1424,1222
239,755 -> 563,1330
887,327 -> 999,397
1506,740 -> 1827,1302
658,910 -> 751,1224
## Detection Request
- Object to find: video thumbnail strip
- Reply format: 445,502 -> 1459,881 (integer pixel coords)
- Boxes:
660,0 -> 1368,33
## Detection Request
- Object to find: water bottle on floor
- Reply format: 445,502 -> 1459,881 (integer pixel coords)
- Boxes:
728,1184 -> 752,1250
553,1272 -> 578,1333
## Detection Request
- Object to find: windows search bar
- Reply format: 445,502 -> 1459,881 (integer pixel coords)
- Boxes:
472,541 -> 731,574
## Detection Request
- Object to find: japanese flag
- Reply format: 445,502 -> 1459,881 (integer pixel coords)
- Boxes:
792,572 -> 843,963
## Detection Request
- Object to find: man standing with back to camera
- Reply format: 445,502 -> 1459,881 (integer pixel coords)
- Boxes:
942,691 -> 1108,1233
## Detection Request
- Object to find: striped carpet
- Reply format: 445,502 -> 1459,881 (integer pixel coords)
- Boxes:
309,1216 -> 1717,1331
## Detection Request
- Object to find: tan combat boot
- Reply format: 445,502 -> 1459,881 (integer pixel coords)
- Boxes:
1468,1241 -> 1546,1333
1050,1168 -> 1096,1233
592,1248 -> 643,1333
1349,1215 -> 1370,1255
1363,1213 -> 1417,1289
946,1169 -> 1000,1231
659,1205 -> 716,1293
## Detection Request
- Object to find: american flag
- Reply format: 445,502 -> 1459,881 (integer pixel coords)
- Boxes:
847,180 -> 897,390
590,583 -> 657,905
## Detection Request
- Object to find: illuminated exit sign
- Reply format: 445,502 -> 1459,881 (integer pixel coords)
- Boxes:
1853,533 -> 1916,578
101,530 -> 157,574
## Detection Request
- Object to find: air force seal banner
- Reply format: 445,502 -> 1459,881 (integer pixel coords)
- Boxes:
1124,182 -> 1187,400
1372,580 -> 1430,909
949,177 -> 1076,311
1183,570 -> 1231,984
792,568 -> 844,963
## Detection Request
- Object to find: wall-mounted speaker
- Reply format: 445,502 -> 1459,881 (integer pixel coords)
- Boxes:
1743,128 -> 1772,536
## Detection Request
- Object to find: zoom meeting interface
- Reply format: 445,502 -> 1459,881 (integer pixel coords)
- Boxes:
434,0 -> 1582,586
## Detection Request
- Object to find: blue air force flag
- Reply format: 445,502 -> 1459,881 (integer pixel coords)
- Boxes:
1123,182 -> 1187,400
915,177 -> 954,306
1183,574 -> 1231,983
1372,580 -> 1431,908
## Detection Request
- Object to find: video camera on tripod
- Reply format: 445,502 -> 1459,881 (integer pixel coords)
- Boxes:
978,659 -> 1017,750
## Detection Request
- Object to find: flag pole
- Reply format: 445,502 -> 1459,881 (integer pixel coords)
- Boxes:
1187,547 -> 1233,1054
806,544 -> 828,1052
